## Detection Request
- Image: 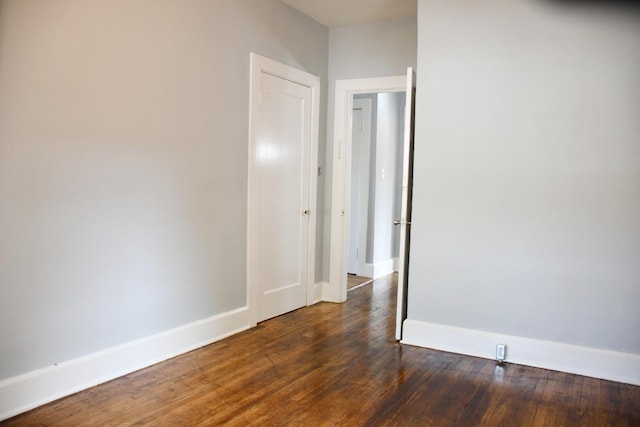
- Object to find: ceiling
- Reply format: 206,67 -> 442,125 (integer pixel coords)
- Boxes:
280,0 -> 417,28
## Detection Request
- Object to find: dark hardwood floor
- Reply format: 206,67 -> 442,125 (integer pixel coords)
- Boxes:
347,273 -> 372,290
3,274 -> 639,426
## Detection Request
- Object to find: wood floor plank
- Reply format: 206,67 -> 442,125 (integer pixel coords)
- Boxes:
3,274 -> 639,426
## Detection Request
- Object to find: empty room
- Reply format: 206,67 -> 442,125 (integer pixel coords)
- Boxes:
0,0 -> 638,425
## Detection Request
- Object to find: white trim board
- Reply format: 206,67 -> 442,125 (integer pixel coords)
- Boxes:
360,258 -> 397,279
402,319 -> 640,386
0,307 -> 251,421
312,281 -> 326,304
370,258 -> 396,279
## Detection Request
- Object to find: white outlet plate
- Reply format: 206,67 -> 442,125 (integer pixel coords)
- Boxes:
496,344 -> 506,362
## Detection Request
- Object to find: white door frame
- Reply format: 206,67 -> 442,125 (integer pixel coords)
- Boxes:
247,53 -> 320,326
326,75 -> 406,303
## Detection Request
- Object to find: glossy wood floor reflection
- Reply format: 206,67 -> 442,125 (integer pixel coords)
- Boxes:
346,273 -> 372,290
4,274 -> 639,426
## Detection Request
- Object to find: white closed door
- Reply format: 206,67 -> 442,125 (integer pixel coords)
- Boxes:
248,58 -> 315,323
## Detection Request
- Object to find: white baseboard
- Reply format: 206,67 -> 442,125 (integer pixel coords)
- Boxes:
350,258 -> 399,282
311,281 -> 325,304
402,319 -> 640,386
321,280 -> 345,303
368,258 -> 397,279
0,307 -> 251,421
360,264 -> 374,278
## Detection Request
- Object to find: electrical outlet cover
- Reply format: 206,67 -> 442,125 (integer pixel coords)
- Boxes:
496,344 -> 506,361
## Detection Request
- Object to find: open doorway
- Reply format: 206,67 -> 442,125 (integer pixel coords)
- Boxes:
327,74 -> 406,303
328,70 -> 416,340
346,92 -> 406,291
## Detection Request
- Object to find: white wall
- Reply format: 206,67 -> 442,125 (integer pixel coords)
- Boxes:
323,18 -> 417,280
370,92 -> 405,265
329,17 -> 418,81
406,0 -> 640,382
0,0 -> 328,381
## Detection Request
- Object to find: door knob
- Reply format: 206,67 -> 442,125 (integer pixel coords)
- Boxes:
394,219 -> 411,225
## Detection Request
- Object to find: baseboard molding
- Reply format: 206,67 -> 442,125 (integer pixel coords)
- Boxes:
369,258 -> 397,279
402,319 -> 640,386
0,307 -> 251,421
321,279 -> 344,303
349,258 -> 399,284
311,281 -> 325,304
360,264 -> 374,279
